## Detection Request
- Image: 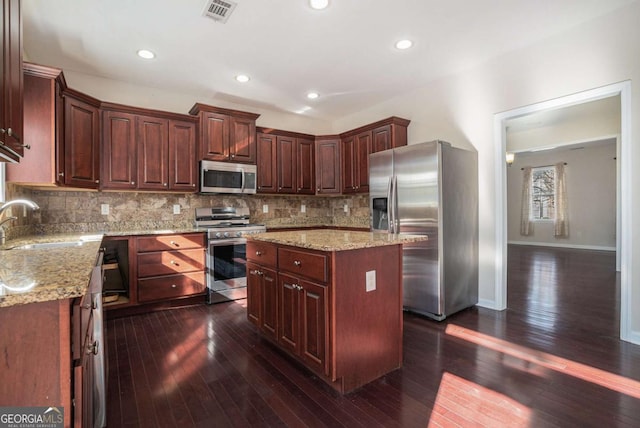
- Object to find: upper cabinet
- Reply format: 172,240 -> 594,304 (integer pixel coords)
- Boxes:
340,117 -> 410,194
315,136 -> 341,195
63,89 -> 101,189
0,0 -> 24,162
256,128 -> 315,195
189,103 -> 259,164
101,103 -> 197,191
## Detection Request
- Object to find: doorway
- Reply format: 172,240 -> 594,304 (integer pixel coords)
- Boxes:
493,81 -> 633,344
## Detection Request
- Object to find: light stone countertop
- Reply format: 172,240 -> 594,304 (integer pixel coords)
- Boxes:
0,228 -> 206,308
249,229 -> 427,252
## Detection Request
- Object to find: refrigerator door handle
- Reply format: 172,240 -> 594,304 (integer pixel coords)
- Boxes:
391,175 -> 398,234
386,176 -> 393,233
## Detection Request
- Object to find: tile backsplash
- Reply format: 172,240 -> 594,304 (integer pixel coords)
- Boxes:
3,184 -> 370,239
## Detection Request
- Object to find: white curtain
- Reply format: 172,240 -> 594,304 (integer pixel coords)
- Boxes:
520,166 -> 533,236
554,162 -> 569,237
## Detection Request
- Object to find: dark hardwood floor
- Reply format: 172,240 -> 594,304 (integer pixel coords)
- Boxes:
106,245 -> 640,427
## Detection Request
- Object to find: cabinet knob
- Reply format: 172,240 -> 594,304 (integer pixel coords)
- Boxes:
170,260 -> 178,265
170,240 -> 178,246
171,284 -> 177,288
87,340 -> 99,355
58,172 -> 64,177
131,181 -> 135,185
255,251 -> 262,256
192,184 -> 196,187
231,154 -> 235,158
164,183 -> 167,187
293,260 -> 302,267
95,180 -> 100,184
6,128 -> 21,142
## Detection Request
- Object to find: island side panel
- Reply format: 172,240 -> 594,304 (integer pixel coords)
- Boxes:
331,244 -> 403,392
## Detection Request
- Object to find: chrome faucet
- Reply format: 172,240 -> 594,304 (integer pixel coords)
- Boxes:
0,199 -> 40,245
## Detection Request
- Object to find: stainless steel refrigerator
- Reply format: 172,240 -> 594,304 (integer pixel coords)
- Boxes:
369,140 -> 478,320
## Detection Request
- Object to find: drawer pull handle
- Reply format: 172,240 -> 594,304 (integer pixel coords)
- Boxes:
171,284 -> 177,288
293,260 -> 302,267
255,251 -> 262,256
87,340 -> 99,355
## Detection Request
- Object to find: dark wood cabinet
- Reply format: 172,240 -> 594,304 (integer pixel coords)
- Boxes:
189,103 -> 259,164
246,238 -> 403,394
101,104 -> 197,191
0,0 -> 24,162
315,136 -> 341,195
256,132 -> 277,192
102,110 -> 136,189
340,117 -> 410,194
137,115 -> 169,190
168,119 -> 197,191
63,91 -> 101,189
6,63 -> 65,185
257,128 -> 315,194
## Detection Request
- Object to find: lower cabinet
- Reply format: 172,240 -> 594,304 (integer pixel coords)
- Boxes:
246,239 -> 403,393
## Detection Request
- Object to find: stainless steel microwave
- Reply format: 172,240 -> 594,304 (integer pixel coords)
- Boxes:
199,160 -> 257,194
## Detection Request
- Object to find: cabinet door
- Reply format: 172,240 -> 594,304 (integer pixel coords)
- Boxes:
0,0 -> 23,162
200,111 -> 229,161
64,96 -> 100,188
102,110 -> 136,189
278,273 -> 300,354
256,132 -> 277,193
276,135 -> 296,193
261,266 -> 278,341
354,131 -> 371,193
296,138 -> 315,194
299,279 -> 328,376
315,138 -> 341,195
230,116 -> 256,163
247,261 -> 262,327
137,115 -> 169,190
168,119 -> 197,191
372,124 -> 391,153
341,136 -> 356,194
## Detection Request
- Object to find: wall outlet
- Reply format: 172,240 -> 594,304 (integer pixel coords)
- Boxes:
101,204 -> 109,215
173,204 -> 181,215
343,204 -> 349,213
366,270 -> 376,292
262,204 -> 269,213
301,204 -> 306,213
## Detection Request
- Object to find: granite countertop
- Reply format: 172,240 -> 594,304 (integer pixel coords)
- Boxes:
0,228 -> 207,308
249,229 -> 427,252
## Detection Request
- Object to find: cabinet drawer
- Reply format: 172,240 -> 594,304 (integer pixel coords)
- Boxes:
137,233 -> 205,252
138,272 -> 206,302
247,241 -> 277,267
137,249 -> 204,277
278,247 -> 328,283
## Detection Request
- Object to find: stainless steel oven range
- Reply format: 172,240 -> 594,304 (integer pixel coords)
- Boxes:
195,207 -> 266,304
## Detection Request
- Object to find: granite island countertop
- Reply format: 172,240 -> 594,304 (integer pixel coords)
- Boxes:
248,229 -> 427,252
0,228 -> 206,308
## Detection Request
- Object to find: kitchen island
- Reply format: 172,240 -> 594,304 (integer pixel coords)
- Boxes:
246,229 -> 426,393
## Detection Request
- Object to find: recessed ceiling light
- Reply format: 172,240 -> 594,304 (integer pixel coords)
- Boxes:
395,39 -> 413,50
307,92 -> 319,99
137,49 -> 155,59
235,74 -> 250,83
309,0 -> 329,10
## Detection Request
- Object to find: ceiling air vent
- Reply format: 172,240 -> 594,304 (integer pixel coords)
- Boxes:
202,0 -> 237,23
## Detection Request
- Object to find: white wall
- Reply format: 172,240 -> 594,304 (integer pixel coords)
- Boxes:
507,141 -> 617,249
330,1 -> 640,334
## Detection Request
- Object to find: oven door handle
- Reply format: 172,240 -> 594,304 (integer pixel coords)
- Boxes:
208,237 -> 247,247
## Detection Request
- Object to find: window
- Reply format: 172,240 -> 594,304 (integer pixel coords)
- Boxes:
530,166 -> 555,221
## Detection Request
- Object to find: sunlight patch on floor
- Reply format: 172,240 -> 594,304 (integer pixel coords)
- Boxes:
446,324 -> 640,399
428,372 -> 531,427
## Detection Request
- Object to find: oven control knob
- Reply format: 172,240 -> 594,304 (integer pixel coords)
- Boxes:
215,232 -> 222,239
223,232 -> 230,238
236,231 -> 242,237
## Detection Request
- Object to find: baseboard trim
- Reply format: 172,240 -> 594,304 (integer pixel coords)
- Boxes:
508,241 -> 615,252
476,299 -> 503,310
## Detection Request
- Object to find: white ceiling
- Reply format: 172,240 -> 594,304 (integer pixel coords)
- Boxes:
22,0 -> 637,121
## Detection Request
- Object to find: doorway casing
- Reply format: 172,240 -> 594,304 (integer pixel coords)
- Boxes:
493,81 -> 634,344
